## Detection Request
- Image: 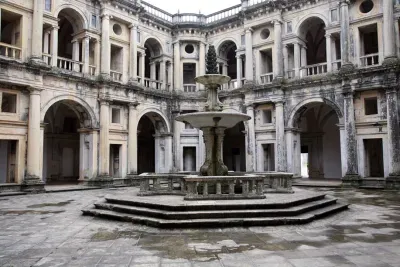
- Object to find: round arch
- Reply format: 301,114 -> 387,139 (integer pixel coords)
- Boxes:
41,95 -> 97,128
55,5 -> 88,32
215,38 -> 239,56
137,109 -> 171,133
295,14 -> 328,37
143,37 -> 164,57
287,97 -> 343,128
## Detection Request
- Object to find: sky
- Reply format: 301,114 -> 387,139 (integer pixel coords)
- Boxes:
144,0 -> 241,15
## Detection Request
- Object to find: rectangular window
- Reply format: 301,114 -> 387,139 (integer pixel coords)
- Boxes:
262,109 -> 272,124
1,93 -> 17,113
137,32 -> 141,43
365,97 -> 378,115
286,21 -> 292,34
44,0 -> 52,11
241,34 -> 245,46
330,9 -> 338,22
111,108 -> 121,123
91,14 -> 97,28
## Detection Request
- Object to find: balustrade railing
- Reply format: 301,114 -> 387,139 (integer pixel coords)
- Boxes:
57,57 -> 83,72
0,42 -> 21,60
42,53 -> 52,65
173,13 -> 206,24
110,70 -> 122,82
286,70 -> 295,79
228,79 -> 237,89
144,78 -> 151,88
332,60 -> 342,71
359,53 -> 379,67
183,84 -> 197,92
249,0 -> 269,6
206,4 -> 241,23
184,175 -> 265,200
89,65 -> 96,76
260,72 -> 274,84
303,62 -> 328,76
153,80 -> 163,89
142,1 -> 173,22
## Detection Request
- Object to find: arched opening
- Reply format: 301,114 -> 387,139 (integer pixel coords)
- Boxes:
137,112 -> 169,174
218,40 -> 238,89
144,38 -> 163,89
57,8 -> 86,72
43,100 -> 92,184
223,122 -> 246,172
294,103 -> 342,179
298,17 -> 327,75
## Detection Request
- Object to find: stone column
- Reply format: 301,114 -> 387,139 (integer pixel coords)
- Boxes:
100,14 -> 111,76
236,55 -> 242,87
31,0 -> 44,62
275,101 -> 287,172
129,24 -> 138,81
383,0 -> 396,62
51,26 -> 58,67
173,42 -> 181,90
245,28 -> 254,82
274,20 -> 283,79
150,61 -> 156,87
199,42 -> 206,90
326,33 -> 332,72
342,89 -> 360,186
339,0 -> 351,65
82,36 -> 90,74
386,87 -> 400,176
283,44 -> 289,77
300,45 -> 307,77
128,102 -> 139,175
160,60 -> 166,90
168,62 -> 174,90
72,40 -> 80,72
94,39 -> 101,75
246,104 -> 256,172
140,53 -> 145,85
24,88 -> 44,191
294,42 -> 301,77
98,99 -> 110,178
172,111 -> 182,171
43,30 -> 50,55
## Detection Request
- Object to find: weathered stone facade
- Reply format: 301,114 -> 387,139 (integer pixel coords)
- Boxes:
0,0 -> 400,189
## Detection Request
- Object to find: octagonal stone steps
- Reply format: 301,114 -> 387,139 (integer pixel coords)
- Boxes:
82,194 -> 349,228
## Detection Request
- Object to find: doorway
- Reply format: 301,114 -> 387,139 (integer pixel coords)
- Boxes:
183,147 -> 196,172
262,144 -> 275,171
110,144 -> 121,178
0,140 -> 17,183
364,139 -> 384,177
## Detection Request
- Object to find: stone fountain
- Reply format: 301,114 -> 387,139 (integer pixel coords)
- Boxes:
176,74 -> 250,176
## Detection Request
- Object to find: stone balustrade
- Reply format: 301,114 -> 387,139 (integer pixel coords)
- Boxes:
254,172 -> 293,193
135,173 -> 187,196
183,175 -> 265,200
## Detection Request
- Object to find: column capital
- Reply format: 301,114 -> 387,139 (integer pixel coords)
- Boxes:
325,33 -> 332,39
27,86 -> 43,94
101,13 -> 111,20
386,86 -> 399,94
339,0 -> 350,6
273,19 -> 283,25
274,101 -> 284,107
245,27 -> 253,33
128,23 -> 138,29
129,101 -> 140,108
99,99 -> 110,105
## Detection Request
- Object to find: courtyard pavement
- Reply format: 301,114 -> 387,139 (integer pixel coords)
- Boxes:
0,187 -> 399,267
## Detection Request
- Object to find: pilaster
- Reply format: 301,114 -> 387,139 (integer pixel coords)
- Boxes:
275,101 -> 287,172
245,104 -> 256,172
100,13 -> 111,77
245,28 -> 254,83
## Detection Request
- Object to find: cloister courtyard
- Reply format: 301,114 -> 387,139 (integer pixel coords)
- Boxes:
0,187 -> 399,267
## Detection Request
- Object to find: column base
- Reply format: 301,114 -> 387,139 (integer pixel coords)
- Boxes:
382,56 -> 400,66
28,56 -> 50,69
97,73 -> 111,82
126,173 -> 140,186
22,175 -> 45,193
85,175 -> 114,187
341,174 -> 362,188
385,175 -> 400,189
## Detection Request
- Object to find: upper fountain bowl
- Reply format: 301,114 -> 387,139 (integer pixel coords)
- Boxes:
195,74 -> 231,86
176,112 -> 250,129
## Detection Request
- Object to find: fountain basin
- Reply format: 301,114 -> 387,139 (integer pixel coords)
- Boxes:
195,74 -> 231,86
176,112 -> 250,129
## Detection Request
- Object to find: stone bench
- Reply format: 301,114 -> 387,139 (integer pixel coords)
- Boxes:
254,172 -> 293,193
134,174 -> 187,196
183,175 -> 265,200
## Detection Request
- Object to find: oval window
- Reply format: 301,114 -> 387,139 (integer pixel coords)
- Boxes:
185,44 -> 194,54
360,0 -> 374,13
113,24 -> 122,35
260,28 -> 270,40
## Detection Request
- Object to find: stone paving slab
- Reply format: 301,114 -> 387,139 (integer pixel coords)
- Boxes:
0,187 -> 399,266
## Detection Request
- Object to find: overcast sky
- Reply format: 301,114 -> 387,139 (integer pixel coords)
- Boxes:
145,0 -> 241,15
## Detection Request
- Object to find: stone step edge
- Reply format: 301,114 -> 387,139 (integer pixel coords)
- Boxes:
82,203 -> 348,228
104,193 -> 327,211
93,198 -> 338,220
